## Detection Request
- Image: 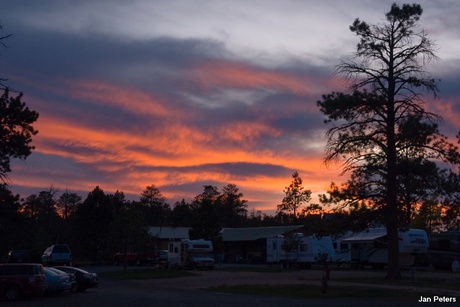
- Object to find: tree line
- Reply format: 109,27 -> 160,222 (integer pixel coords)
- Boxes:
1,182 -> 335,263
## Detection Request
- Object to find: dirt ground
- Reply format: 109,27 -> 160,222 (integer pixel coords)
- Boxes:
122,266 -> 460,297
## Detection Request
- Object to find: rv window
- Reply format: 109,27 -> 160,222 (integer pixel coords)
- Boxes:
272,242 -> 277,250
300,244 -> 308,252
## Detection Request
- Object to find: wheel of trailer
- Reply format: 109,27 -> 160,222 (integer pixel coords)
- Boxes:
452,260 -> 460,272
4,285 -> 20,301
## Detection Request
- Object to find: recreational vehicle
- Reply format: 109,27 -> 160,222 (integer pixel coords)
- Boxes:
266,234 -> 336,269
168,239 -> 214,269
342,228 -> 429,268
428,229 -> 460,271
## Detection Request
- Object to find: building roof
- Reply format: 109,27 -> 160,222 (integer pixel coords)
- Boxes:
221,225 -> 304,242
148,226 -> 190,240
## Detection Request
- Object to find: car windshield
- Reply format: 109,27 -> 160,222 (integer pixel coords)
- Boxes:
44,268 -> 60,276
48,268 -> 67,275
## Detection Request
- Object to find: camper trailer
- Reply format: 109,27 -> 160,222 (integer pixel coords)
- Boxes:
266,234 -> 336,269
342,228 -> 428,268
428,229 -> 460,271
332,232 -> 353,263
168,239 -> 215,269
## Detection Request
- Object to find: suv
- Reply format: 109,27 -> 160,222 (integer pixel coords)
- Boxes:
0,263 -> 46,301
42,244 -> 72,266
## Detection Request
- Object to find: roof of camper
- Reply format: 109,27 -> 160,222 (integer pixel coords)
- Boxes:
221,225 -> 304,242
342,228 -> 387,243
148,226 -> 190,239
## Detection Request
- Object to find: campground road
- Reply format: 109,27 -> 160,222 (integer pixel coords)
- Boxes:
10,266 -> 460,306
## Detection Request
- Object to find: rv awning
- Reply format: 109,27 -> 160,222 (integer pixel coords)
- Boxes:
342,231 -> 386,243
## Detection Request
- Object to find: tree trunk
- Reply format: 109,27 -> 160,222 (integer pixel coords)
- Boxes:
385,145 -> 401,279
385,77 -> 401,279
385,205 -> 401,279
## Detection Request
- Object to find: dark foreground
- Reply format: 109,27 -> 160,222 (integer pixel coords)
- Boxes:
9,266 -> 460,306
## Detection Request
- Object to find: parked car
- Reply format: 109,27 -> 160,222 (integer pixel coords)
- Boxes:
53,266 -> 98,292
43,267 -> 73,295
47,267 -> 77,292
42,244 -> 72,266
0,263 -> 46,301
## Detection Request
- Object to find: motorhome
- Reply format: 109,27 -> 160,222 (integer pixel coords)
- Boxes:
342,228 -> 429,268
266,234 -> 336,269
428,229 -> 460,271
168,239 -> 214,269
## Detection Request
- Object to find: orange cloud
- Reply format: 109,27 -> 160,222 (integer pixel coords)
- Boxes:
66,79 -> 177,118
191,60 -> 337,96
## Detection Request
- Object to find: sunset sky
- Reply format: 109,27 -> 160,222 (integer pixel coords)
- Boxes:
1,1 -> 459,215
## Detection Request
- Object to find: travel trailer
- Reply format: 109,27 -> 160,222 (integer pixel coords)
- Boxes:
168,239 -> 214,269
266,234 -> 336,269
342,228 -> 429,268
428,229 -> 460,271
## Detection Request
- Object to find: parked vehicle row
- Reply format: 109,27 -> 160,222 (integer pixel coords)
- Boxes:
54,266 -> 99,292
0,263 -> 98,301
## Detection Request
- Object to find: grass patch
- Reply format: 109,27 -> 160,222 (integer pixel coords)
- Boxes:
218,266 -> 284,273
205,284 -> 423,300
100,268 -> 200,280
332,276 -> 460,291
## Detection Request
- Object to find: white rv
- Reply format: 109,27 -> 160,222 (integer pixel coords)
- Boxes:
342,228 -> 428,268
266,234 -> 336,269
168,239 -> 215,269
